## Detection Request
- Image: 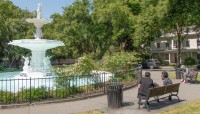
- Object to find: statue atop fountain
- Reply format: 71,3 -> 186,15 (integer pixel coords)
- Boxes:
37,3 -> 42,19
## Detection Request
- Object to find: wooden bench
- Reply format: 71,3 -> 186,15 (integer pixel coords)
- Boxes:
186,70 -> 198,84
138,83 -> 180,111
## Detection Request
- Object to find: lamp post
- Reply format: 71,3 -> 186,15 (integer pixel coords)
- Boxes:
197,38 -> 200,64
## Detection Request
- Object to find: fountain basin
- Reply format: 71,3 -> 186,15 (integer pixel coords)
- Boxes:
8,39 -> 64,51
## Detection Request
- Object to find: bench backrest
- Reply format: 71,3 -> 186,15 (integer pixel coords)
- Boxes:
146,83 -> 180,98
164,83 -> 180,94
192,71 -> 198,77
147,86 -> 166,98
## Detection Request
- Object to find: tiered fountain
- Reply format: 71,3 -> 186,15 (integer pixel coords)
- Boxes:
8,3 -> 64,77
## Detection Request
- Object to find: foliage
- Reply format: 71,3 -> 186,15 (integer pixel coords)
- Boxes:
184,57 -> 197,66
100,52 -> 140,82
0,66 -> 5,72
18,86 -> 50,101
0,1 -> 34,68
0,67 -> 19,72
43,0 -> 92,58
133,0 -> 168,54
160,0 -> 200,67
44,0 -> 136,59
0,91 -> 15,103
91,0 -> 136,59
53,55 -> 98,76
101,51 -> 140,73
0,85 -> 83,103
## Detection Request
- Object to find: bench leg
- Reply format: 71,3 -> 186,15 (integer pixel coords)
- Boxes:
144,100 -> 150,111
170,94 -> 180,101
168,95 -> 172,101
154,96 -> 159,102
138,99 -> 151,111
138,99 -> 141,109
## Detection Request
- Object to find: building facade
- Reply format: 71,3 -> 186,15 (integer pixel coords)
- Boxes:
150,26 -> 200,65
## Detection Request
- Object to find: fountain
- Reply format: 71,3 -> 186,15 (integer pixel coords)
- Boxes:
0,3 -> 112,93
8,3 -> 64,77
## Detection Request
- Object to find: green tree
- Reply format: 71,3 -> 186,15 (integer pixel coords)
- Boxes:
160,0 -> 200,67
43,0 -> 92,59
0,0 -> 34,68
91,0 -> 136,59
133,0 -> 168,56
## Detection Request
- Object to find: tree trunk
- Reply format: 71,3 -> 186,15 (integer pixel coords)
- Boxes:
176,23 -> 182,68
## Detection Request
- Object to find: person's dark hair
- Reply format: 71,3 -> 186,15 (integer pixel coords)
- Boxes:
145,72 -> 151,77
162,71 -> 168,78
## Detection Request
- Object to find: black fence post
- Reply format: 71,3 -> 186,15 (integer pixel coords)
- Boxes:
30,77 -> 32,104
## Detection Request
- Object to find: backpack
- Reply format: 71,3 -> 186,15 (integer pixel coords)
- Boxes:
186,68 -> 191,75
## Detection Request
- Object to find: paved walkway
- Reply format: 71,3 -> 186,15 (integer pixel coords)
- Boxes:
1,68 -> 200,114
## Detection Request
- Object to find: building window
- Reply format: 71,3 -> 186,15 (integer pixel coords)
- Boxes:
166,43 -> 169,48
173,40 -> 177,48
185,40 -> 190,47
197,39 -> 200,47
165,54 -> 169,60
156,43 -> 160,48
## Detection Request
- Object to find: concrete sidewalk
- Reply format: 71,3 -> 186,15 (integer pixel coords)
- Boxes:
1,70 -> 200,114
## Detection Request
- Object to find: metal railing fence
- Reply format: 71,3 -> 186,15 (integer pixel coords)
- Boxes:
0,68 -> 142,104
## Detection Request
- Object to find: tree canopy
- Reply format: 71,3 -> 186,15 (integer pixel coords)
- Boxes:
0,0 -> 34,68
1,0 -> 200,67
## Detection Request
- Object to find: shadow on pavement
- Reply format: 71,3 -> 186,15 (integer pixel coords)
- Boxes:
122,101 -> 134,107
140,98 -> 185,111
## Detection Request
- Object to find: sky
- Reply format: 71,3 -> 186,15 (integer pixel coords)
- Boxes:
11,0 -> 75,20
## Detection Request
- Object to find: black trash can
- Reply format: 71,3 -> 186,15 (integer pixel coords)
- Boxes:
107,83 -> 123,108
175,68 -> 182,79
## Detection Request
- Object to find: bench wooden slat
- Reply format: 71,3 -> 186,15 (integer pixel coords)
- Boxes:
164,83 -> 180,94
147,86 -> 166,98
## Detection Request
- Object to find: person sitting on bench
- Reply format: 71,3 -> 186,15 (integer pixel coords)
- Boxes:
161,71 -> 173,86
137,72 -> 154,99
180,65 -> 190,83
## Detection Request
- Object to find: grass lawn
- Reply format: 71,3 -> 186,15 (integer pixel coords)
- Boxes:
71,109 -> 105,114
159,98 -> 200,114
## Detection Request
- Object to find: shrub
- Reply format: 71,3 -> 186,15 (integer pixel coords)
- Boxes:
184,57 -> 197,65
0,91 -> 15,104
18,86 -> 50,101
101,51 -> 140,73
53,55 -> 98,76
0,66 -> 5,72
101,52 -> 140,82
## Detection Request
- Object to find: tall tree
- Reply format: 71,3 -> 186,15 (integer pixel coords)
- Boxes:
91,0 -> 135,59
43,0 -> 92,59
133,0 -> 168,56
0,0 -> 34,68
161,0 -> 200,67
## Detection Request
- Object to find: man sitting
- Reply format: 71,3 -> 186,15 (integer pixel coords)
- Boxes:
137,72 -> 154,105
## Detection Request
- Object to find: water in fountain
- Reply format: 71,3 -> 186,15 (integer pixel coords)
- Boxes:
8,3 -> 64,78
